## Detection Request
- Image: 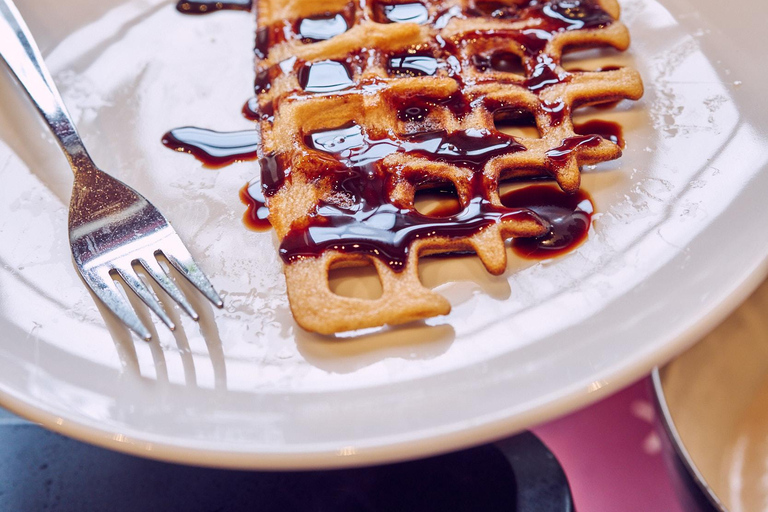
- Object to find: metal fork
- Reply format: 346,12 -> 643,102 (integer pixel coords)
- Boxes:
0,0 -> 223,340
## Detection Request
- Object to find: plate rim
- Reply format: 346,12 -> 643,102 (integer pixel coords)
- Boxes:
1,252 -> 766,470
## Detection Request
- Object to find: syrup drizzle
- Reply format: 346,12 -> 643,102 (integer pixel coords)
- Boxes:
396,93 -> 471,123
472,51 -> 525,74
298,14 -> 349,42
298,60 -> 354,92
376,3 -> 430,25
278,124 -> 540,270
413,182 -> 596,258
503,184 -> 593,259
175,0 -> 251,15
242,97 -> 261,121
240,181 -> 271,231
574,119 -> 624,148
161,127 -> 260,167
545,135 -> 602,165
387,55 -> 439,77
469,1 -> 520,19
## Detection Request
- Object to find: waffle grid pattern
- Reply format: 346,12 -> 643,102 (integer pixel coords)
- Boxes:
254,0 -> 643,333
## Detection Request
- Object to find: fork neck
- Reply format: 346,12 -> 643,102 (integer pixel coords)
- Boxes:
47,109 -> 94,173
0,0 -> 95,174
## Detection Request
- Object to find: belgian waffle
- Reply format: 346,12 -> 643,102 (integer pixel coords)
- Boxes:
253,0 -> 643,334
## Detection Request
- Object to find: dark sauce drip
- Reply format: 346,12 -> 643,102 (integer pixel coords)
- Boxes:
541,100 -> 567,126
503,184 -> 593,259
176,0 -> 251,15
387,54 -> 439,77
254,68 -> 271,94
460,1 -> 615,102
398,105 -> 431,122
574,119 -> 624,148
468,1 -> 520,19
525,52 -> 566,92
297,13 -> 349,42
472,51 -> 525,74
161,127 -> 260,167
240,182 -> 272,231
254,23 -> 293,60
242,97 -> 261,121
493,107 -> 538,133
298,60 -> 354,92
518,1 -> 614,92
537,0 -> 614,30
255,26 -> 270,59
278,124 -> 538,270
396,93 -> 471,123
375,3 -> 430,24
260,154 -> 284,197
546,135 -> 601,165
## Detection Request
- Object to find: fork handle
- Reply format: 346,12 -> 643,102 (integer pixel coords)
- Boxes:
0,0 -> 93,171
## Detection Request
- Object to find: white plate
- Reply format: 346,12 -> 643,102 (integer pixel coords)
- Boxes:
0,0 -> 767,469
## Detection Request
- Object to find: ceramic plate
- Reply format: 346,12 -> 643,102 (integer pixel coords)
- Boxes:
1,0 -> 767,469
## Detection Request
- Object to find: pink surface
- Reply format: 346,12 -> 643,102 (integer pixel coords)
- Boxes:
534,379 -> 685,512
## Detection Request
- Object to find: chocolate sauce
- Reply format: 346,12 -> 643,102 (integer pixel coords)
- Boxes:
161,127 -> 260,167
305,123 -> 523,171
493,107 -> 538,129
375,3 -> 430,24
473,51 -> 524,74
395,93 -> 471,123
254,68 -> 271,94
176,0 -> 251,15
387,55 -> 439,77
526,53 -> 568,92
502,184 -> 593,259
255,26 -> 270,59
242,97 -> 260,121
298,60 -> 354,92
279,123 -> 538,270
574,120 -> 624,148
240,181 -> 271,231
298,14 -> 349,42
398,106 -> 431,122
540,100 -> 567,126
259,154 -> 284,196
469,1 -> 519,19
539,1 -> 613,30
462,1 -> 614,95
546,135 -> 601,165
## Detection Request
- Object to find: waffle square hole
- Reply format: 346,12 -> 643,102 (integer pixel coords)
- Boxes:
387,53 -> 439,77
472,50 -> 525,76
414,181 -> 462,217
560,46 -> 624,72
297,13 -> 350,43
373,2 -> 430,24
298,60 -> 355,92
329,260 -> 384,300
494,107 -> 541,139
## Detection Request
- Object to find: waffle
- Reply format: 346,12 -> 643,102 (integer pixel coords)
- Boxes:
253,0 -> 643,334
